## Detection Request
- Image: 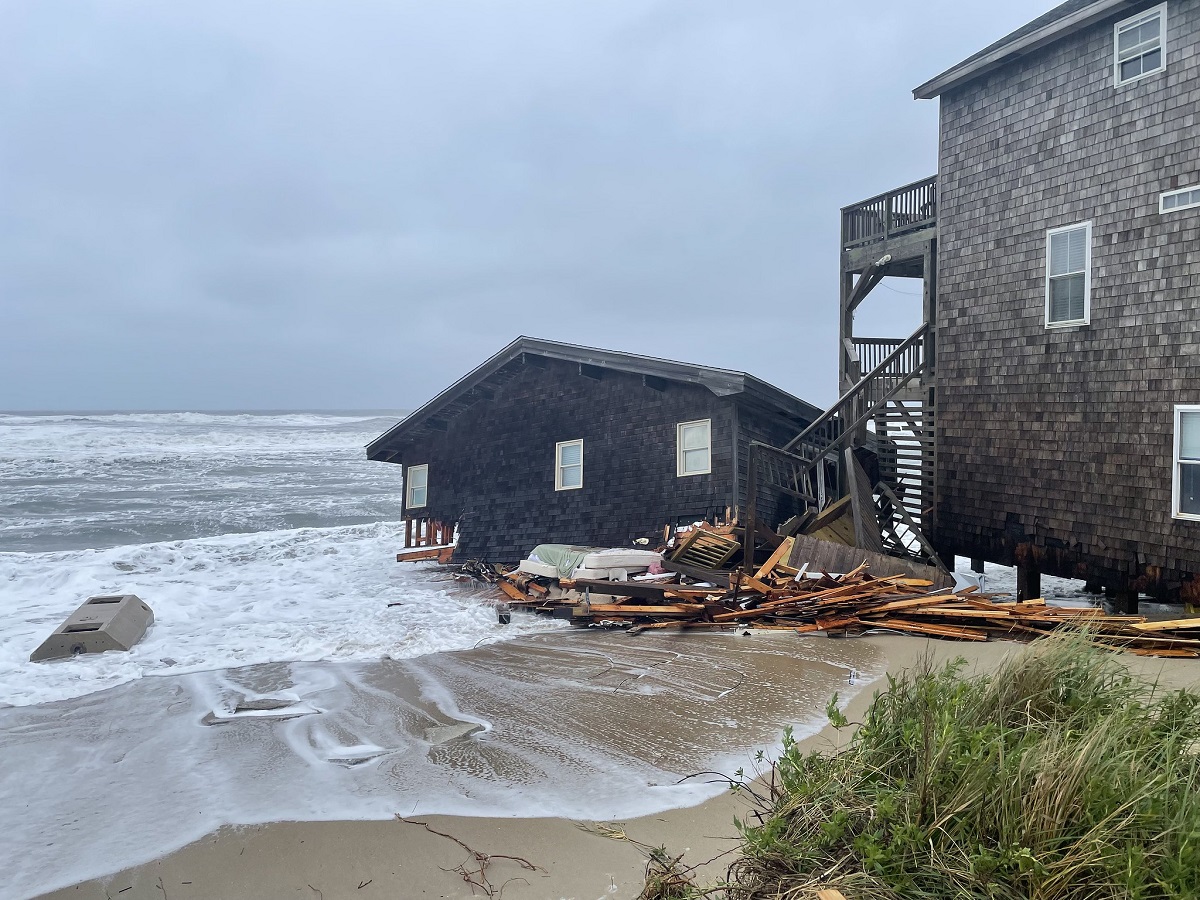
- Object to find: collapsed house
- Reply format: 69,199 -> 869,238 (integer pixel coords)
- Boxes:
365,337 -> 822,562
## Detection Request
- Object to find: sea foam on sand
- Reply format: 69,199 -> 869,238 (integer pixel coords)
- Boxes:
2,631 -> 885,900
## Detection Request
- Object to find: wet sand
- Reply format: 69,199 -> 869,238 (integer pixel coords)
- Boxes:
10,627 -> 883,900
30,634 -> 1200,900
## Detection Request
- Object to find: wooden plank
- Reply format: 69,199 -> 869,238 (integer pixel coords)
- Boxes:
575,604 -> 705,616
739,574 -> 775,595
788,533 -> 953,588
497,581 -> 527,603
864,617 -> 989,641
572,579 -> 691,601
396,546 -> 449,562
846,448 -> 886,554
754,536 -> 796,581
856,594 -> 960,615
664,588 -> 726,600
1130,618 -> 1200,633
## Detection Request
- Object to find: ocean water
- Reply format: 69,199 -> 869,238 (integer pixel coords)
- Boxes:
0,410 -> 406,553
0,411 -> 564,707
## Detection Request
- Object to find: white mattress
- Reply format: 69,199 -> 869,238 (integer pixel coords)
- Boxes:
579,548 -> 661,570
517,559 -> 559,579
519,548 -> 661,581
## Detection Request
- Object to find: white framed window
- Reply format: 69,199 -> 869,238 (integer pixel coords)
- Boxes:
555,439 -> 583,491
1046,222 -> 1091,327
406,463 -> 428,509
1174,407 -> 1200,520
1114,4 -> 1166,87
677,419 -> 712,476
1161,185 -> 1200,214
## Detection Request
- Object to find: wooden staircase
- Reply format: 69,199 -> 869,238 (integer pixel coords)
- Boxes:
745,321 -> 938,568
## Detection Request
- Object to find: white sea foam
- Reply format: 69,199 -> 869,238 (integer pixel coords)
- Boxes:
0,522 -> 564,707
0,633 -> 884,899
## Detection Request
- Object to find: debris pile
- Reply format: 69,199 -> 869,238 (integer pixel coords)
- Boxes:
492,538 -> 1200,658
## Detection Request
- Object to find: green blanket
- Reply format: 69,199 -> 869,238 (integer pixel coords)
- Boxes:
527,544 -> 603,579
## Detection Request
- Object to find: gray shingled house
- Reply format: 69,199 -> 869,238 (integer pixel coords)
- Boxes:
800,0 -> 1200,608
366,337 -> 821,563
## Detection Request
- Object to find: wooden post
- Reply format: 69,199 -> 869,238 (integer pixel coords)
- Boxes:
1017,564 -> 1041,601
1106,584 -> 1139,614
744,444 -> 759,569
405,518 -> 413,549
970,558 -> 985,574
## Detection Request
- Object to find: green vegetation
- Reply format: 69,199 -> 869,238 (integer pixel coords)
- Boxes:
662,638 -> 1200,899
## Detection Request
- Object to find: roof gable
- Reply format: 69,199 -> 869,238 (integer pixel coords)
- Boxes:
914,0 -> 1143,99
366,336 -> 822,460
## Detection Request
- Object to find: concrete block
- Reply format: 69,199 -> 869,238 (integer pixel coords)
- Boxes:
30,594 -> 154,662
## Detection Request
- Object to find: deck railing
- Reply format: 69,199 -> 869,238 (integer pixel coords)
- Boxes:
850,337 -> 908,376
404,516 -> 455,548
789,323 -> 928,458
841,175 -> 937,249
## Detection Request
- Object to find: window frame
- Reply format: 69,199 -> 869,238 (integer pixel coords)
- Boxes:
405,463 -> 428,510
1113,4 -> 1166,88
1161,185 -> 1200,214
676,418 -> 712,477
1173,405 -> 1200,521
554,439 -> 584,491
1045,221 -> 1092,328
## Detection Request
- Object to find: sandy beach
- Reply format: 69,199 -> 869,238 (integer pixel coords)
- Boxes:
11,625 -> 877,900
36,634 -> 1200,900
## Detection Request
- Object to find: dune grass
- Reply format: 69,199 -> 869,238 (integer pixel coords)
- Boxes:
705,637 -> 1200,900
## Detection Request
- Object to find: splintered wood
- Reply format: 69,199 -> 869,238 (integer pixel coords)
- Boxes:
495,557 -> 1200,659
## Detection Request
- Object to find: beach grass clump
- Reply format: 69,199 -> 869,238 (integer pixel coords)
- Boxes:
723,637 -> 1200,900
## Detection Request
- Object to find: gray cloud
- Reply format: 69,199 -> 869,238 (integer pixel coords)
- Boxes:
1,0 -> 1052,410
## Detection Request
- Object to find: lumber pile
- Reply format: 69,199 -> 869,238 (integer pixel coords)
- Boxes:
494,542 -> 1200,658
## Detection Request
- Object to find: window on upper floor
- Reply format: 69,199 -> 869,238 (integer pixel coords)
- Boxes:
1046,222 -> 1091,327
1115,5 -> 1166,87
1174,407 -> 1200,520
555,439 -> 583,490
406,463 -> 428,509
677,419 -> 712,476
1161,185 -> 1200,214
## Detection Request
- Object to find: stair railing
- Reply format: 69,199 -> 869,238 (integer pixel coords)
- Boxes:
742,322 -> 929,558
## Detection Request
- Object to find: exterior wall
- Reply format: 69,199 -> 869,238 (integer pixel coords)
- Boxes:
392,356 -> 737,561
934,0 -> 1200,591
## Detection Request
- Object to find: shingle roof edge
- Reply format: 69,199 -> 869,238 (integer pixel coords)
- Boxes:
913,0 -> 1140,100
365,336 -> 823,460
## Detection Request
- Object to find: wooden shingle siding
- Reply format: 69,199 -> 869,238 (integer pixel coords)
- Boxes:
395,356 -> 736,562
934,0 -> 1200,589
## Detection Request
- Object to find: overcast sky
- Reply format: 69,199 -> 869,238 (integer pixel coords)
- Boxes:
1,0 -> 1053,411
